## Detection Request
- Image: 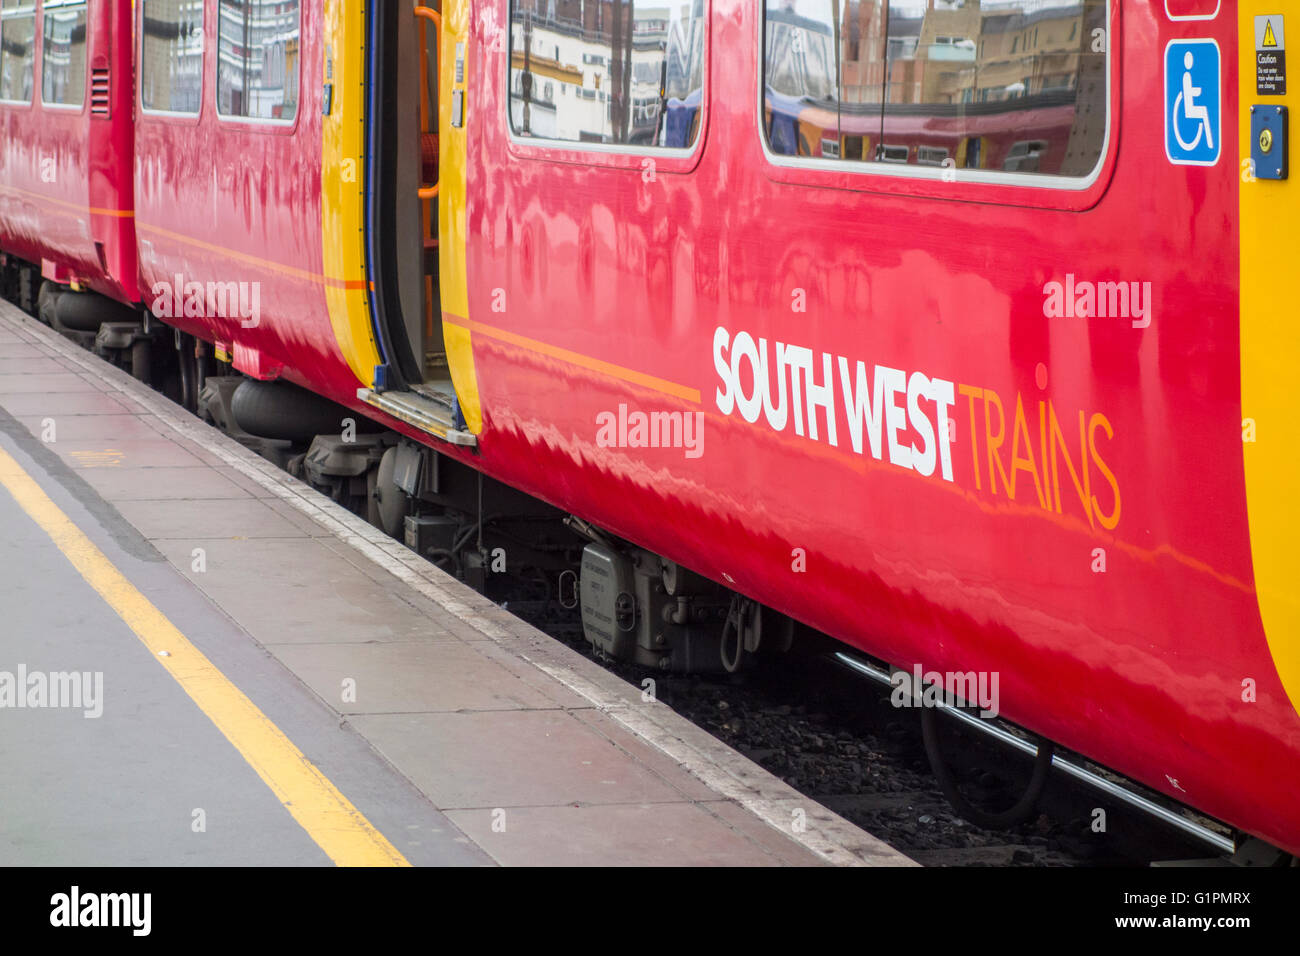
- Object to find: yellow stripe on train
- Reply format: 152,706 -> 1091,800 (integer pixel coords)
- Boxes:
1240,4 -> 1300,715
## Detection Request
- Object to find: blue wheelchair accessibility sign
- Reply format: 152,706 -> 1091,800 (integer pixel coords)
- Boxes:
1165,39 -> 1222,166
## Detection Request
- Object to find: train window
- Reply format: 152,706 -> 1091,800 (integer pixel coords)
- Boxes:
507,0 -> 707,150
41,0 -> 87,108
216,0 -> 300,123
880,0 -> 1107,178
764,0 -> 851,159
0,0 -> 36,104
762,0 -> 1110,185
141,0 -> 205,115
916,145 -> 949,165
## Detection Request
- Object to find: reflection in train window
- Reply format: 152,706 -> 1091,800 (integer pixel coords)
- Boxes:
508,0 -> 706,149
42,0 -> 87,107
916,145 -> 949,165
764,0 -> 834,157
216,0 -> 300,122
1003,139 -> 1049,172
141,0 -> 204,115
763,0 -> 1109,181
0,0 -> 36,104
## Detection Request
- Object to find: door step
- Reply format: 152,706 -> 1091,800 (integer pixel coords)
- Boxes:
410,378 -> 455,404
356,387 -> 477,447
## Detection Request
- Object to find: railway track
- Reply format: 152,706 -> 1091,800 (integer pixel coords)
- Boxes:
501,599 -> 1232,866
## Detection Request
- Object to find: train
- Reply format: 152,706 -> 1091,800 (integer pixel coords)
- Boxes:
2,0 -> 1298,859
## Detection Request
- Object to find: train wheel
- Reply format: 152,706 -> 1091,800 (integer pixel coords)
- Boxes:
372,446 -> 408,538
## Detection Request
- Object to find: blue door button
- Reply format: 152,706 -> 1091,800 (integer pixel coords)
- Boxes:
1251,104 -> 1289,180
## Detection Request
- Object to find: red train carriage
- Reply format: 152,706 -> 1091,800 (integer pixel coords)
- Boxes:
0,0 -> 135,306
470,0 -> 1300,855
2,0 -> 1299,859
132,0 -> 333,388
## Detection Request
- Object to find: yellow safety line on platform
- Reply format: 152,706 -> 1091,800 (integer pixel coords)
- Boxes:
0,445 -> 410,867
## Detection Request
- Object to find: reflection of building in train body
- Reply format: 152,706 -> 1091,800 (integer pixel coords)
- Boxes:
510,1 -> 706,147
765,0 -> 1105,176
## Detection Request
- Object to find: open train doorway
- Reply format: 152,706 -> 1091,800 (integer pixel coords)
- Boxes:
365,0 -> 451,398
359,0 -> 473,445
415,3 -> 446,384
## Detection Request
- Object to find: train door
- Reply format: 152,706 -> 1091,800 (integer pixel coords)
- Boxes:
358,0 -> 474,445
387,0 -> 447,388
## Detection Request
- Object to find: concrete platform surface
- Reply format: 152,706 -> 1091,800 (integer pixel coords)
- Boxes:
0,302 -> 913,867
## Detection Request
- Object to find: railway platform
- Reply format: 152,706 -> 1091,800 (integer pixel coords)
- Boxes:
0,301 -> 911,867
